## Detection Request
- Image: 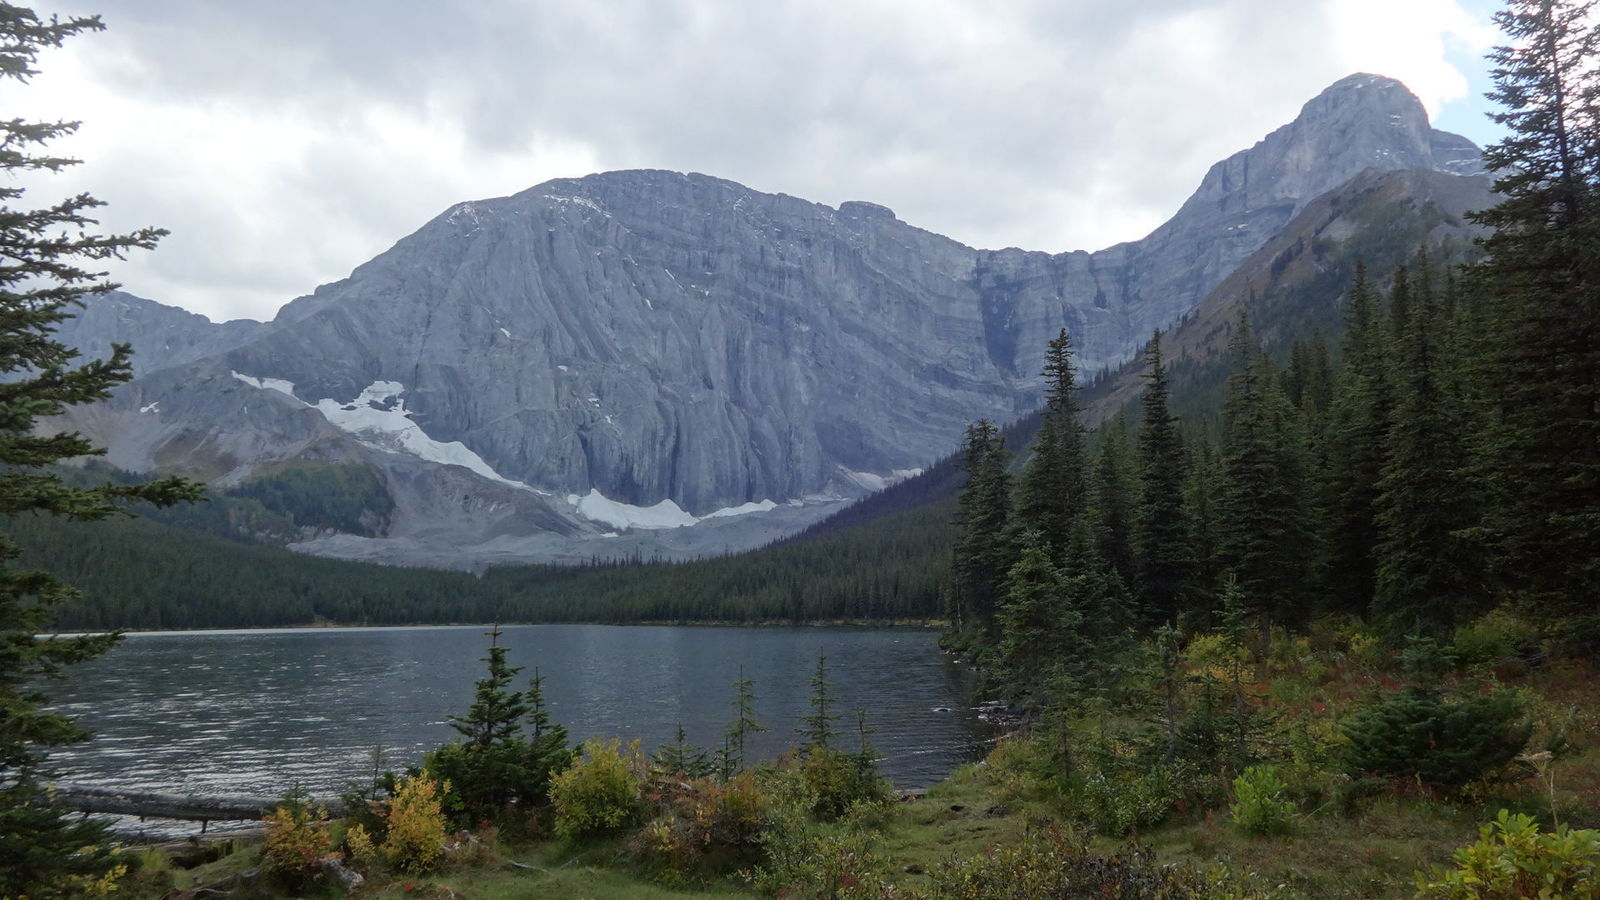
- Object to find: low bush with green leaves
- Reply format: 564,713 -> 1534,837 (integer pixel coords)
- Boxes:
798,745 -> 893,821
1416,809 -> 1600,899
551,738 -> 646,840
1229,764 -> 1296,835
743,801 -> 892,899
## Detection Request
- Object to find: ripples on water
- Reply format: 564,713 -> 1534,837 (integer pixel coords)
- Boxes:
47,625 -> 992,836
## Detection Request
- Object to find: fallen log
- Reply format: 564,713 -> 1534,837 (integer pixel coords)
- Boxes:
50,786 -> 345,828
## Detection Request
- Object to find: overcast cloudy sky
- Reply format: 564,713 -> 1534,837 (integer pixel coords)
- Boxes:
5,0 -> 1505,323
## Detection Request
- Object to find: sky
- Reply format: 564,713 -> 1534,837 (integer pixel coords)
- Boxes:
3,0 -> 1509,324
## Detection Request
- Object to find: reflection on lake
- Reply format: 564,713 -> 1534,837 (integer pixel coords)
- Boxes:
49,625 -> 991,810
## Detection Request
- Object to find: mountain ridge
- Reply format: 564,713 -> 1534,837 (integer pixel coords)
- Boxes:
51,73 -> 1489,566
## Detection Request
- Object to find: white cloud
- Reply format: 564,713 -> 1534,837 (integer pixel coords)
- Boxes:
3,0 -> 1501,323
1327,0 -> 1499,120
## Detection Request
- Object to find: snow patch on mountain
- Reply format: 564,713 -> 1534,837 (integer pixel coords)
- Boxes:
566,490 -> 784,531
313,382 -> 532,489
231,374 -> 534,491
703,499 -> 779,518
230,371 -> 300,399
838,466 -> 925,492
567,489 -> 698,529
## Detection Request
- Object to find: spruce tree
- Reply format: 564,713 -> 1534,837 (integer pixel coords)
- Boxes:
448,624 -> 530,749
1217,313 -> 1314,629
993,530 -> 1079,707
1062,517 -> 1135,646
1320,264 -> 1393,617
654,724 -> 712,779
1181,441 -> 1225,617
1469,0 -> 1600,614
950,421 -> 1014,634
718,666 -> 766,778
0,8 -> 203,896
1132,331 -> 1191,623
522,667 -> 570,801
799,650 -> 840,754
1090,413 -> 1136,587
430,637 -> 570,824
1375,267 -> 1477,634
1011,328 -> 1089,555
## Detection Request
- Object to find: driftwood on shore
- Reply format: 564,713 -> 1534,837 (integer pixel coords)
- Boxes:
52,786 -> 345,829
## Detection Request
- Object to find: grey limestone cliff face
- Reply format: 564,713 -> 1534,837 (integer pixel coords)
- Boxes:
52,292 -> 264,377
58,74 -> 1487,560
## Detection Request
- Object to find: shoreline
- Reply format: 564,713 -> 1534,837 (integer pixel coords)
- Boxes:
43,617 -> 950,638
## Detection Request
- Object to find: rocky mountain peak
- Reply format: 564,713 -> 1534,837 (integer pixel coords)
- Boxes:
1307,72 -> 1430,122
1178,72 -> 1484,224
50,74 -> 1491,567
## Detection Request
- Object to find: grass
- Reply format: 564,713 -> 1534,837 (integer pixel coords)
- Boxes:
157,833 -> 761,899
133,746 -> 1600,899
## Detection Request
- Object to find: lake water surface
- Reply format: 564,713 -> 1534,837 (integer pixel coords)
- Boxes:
48,625 -> 990,813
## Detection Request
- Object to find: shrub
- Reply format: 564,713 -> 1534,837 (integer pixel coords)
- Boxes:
261,788 -> 331,888
1341,689 -> 1531,791
551,738 -> 645,840
1073,768 -> 1178,836
1416,809 -> 1600,899
381,772 -> 449,874
743,812 -> 892,899
1451,608 -> 1544,670
799,746 -> 892,821
633,772 -> 773,882
913,826 -> 1213,899
344,822 -> 377,868
1066,756 -> 1223,837
1229,765 -> 1295,835
338,747 -> 395,840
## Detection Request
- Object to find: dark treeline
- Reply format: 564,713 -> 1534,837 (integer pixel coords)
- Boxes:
24,499 -> 953,630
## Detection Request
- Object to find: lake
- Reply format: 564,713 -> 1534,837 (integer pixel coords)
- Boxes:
47,624 -> 991,827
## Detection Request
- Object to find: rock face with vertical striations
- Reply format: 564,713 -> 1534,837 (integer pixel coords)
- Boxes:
50,74 -> 1490,566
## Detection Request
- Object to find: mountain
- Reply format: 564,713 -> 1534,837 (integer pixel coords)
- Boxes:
55,291 -> 265,377
51,74 -> 1488,567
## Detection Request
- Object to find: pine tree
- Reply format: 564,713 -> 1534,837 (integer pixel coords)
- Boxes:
1469,0 -> 1600,614
1132,331 -> 1190,623
0,8 -> 203,896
